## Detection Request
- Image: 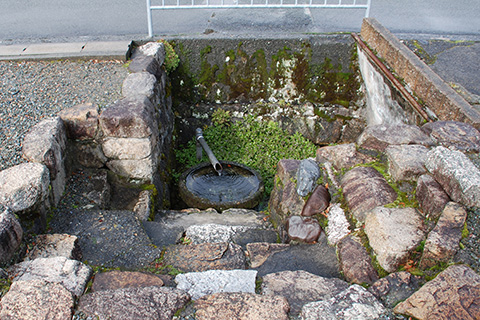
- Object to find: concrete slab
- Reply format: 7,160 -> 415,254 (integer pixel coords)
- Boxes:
0,44 -> 29,56
81,41 -> 131,53
23,42 -> 86,55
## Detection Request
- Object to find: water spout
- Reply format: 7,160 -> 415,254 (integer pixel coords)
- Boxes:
196,128 -> 223,175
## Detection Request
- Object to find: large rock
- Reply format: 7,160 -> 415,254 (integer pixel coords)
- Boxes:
195,292 -> 290,320
301,184 -> 330,217
386,144 -> 429,182
175,269 -> 257,300
132,42 -> 166,66
269,159 -> 306,227
77,286 -> 190,320
102,137 -> 156,160
22,116 -> 66,205
24,234 -> 81,261
357,124 -> 433,152
286,215 -> 322,243
58,103 -> 99,140
128,54 -> 164,81
325,203 -> 350,245
341,166 -> 397,224
163,242 -> 246,272
246,243 -> 290,268
369,271 -> 423,309
122,72 -> 160,105
261,270 -> 349,315
365,207 -> 426,273
8,256 -> 92,297
68,141 -> 107,169
0,205 -> 23,265
416,174 -> 450,220
0,279 -> 75,320
394,264 -> 480,320
337,235 -> 378,285
184,224 -> 275,246
296,159 -> 320,197
92,270 -> 164,292
425,146 -> 480,208
106,157 -> 157,181
420,202 -> 467,268
422,120 -> 480,152
301,284 -> 388,320
316,143 -> 374,170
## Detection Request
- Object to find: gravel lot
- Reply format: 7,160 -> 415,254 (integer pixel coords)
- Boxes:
0,59 -> 128,171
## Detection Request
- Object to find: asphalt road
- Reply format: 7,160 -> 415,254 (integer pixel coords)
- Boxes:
0,0 -> 479,43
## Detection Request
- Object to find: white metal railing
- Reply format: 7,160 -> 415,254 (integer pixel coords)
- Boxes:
146,0 -> 371,37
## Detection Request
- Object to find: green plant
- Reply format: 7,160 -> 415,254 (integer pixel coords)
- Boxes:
211,108 -> 231,127
158,40 -> 180,73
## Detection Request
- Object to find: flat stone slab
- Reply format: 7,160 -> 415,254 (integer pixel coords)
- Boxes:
246,242 -> 290,268
422,120 -> 480,152
0,279 -> 75,320
316,143 -> 375,170
261,270 -> 349,315
386,144 -> 429,182
24,233 -> 81,261
49,209 -> 162,269
195,292 -> 290,320
92,270 -> 164,292
77,286 -> 190,320
369,271 -> 423,309
175,269 -> 257,300
163,242 -> 246,273
394,264 -> 480,320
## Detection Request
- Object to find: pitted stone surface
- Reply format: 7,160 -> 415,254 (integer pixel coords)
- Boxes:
8,256 -> 92,297
0,279 -> 74,320
301,284 -> 388,320
426,146 -> 480,208
296,158 -> 320,197
341,166 -> 397,224
163,242 -> 246,272
106,157 -> 157,181
58,103 -> 99,140
357,124 -> 433,152
325,203 -> 350,245
175,269 -> 257,300
338,235 -> 379,285
122,72 -> 159,102
91,271 -> 164,292
195,292 -> 290,320
102,137 -> 156,160
77,286 -> 190,320
369,271 -> 423,309
394,264 -> 480,320
386,144 -> 429,182
365,207 -> 426,273
422,120 -> 480,152
416,174 -> 450,220
316,143 -> 374,170
24,234 -> 81,261
261,270 -> 349,315
0,205 -> 23,265
185,224 -> 251,244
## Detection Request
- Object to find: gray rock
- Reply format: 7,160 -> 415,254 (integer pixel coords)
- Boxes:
77,286 -> 190,320
128,54 -> 163,81
58,103 -> 99,140
22,116 -> 66,205
394,264 -> 480,320
143,220 -> 184,247
106,156 -> 157,182
365,207 -> 426,273
185,224 -> 251,244
24,234 -> 81,261
338,235 -> 379,285
8,256 -> 92,297
81,169 -> 110,208
0,162 -> 50,213
0,279 -> 75,320
261,270 -> 349,315
133,42 -> 166,66
286,215 -> 322,243
386,144 -> 429,182
420,202 -> 467,268
357,124 -> 434,152
255,235 -> 341,278
246,243 -> 290,268
369,271 -> 423,309
301,284 -> 388,320
195,292 -> 290,320
422,120 -> 480,152
231,228 -> 279,248
102,136 -> 156,160
416,174 -> 450,220
0,205 -> 23,265
341,166 -> 397,224
316,143 -> 375,170
425,146 -> 480,208
175,269 -> 257,300
325,204 -> 350,245
122,72 -> 160,105
68,141 -> 107,169
296,159 -> 320,197
133,189 -> 154,221
91,270 -> 164,292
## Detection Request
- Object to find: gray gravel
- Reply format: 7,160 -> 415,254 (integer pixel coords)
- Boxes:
0,59 -> 128,171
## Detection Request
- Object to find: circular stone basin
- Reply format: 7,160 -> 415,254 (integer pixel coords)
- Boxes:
179,161 -> 264,211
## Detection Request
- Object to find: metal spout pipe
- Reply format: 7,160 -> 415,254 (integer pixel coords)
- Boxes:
196,128 -> 223,174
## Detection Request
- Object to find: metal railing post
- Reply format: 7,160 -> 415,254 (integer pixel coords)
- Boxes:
147,0 -> 154,37
365,0 -> 371,17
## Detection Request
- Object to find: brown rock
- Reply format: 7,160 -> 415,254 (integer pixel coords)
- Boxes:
128,54 -> 164,81
338,235 -> 378,285
286,215 -> 321,243
369,271 -> 423,309
416,174 -> 450,220
58,103 -> 99,140
420,202 -> 467,269
162,242 -> 246,272
246,242 -> 290,268
422,120 -> 480,152
394,264 -> 480,320
341,166 -> 397,224
301,185 -> 330,217
386,144 -> 429,182
316,143 -> 375,170
92,271 -> 164,292
195,292 -> 290,320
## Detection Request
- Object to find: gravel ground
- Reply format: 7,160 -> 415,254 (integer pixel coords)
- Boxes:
0,59 -> 128,171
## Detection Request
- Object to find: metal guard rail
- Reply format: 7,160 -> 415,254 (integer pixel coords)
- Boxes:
147,0 -> 371,37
